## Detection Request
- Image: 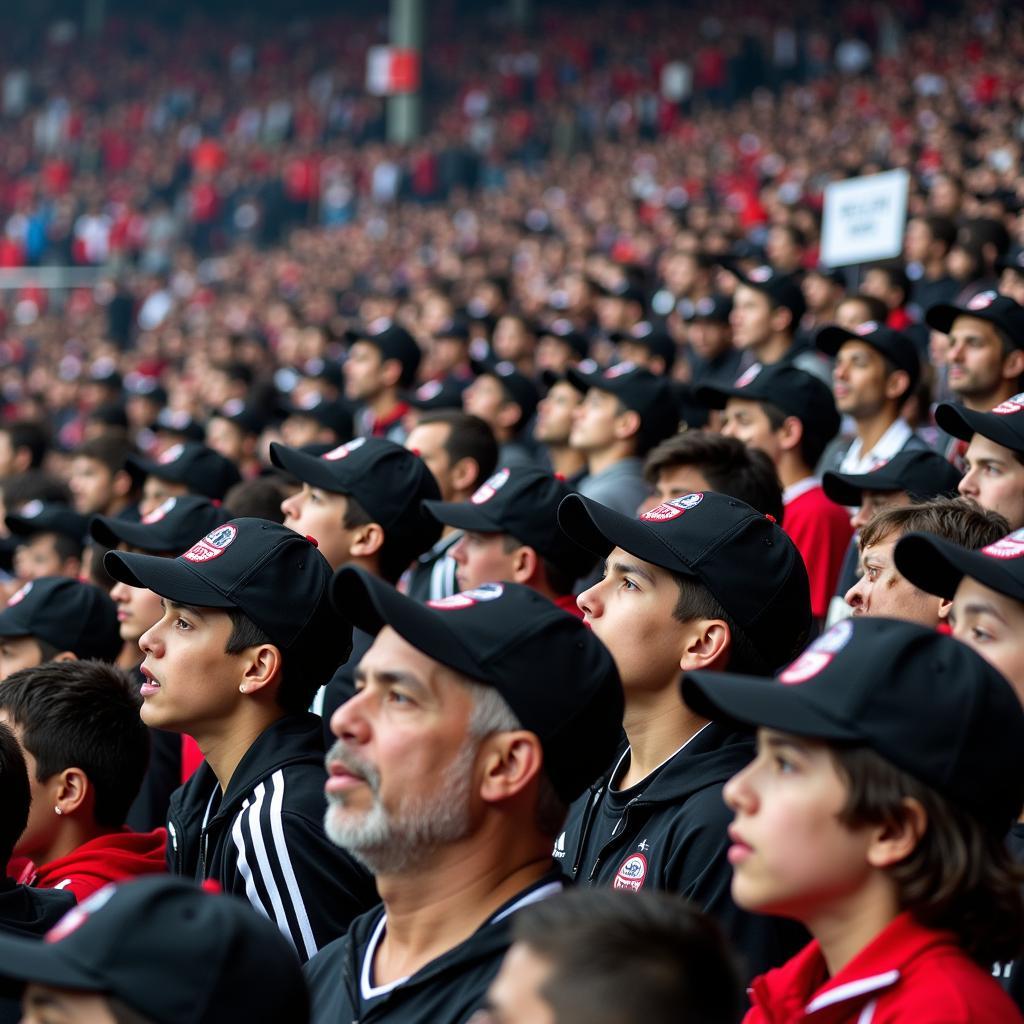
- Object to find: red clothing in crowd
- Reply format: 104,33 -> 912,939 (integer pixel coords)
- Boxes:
12,828 -> 167,902
744,912 -> 1022,1024
782,479 -> 854,620
554,593 -> 585,620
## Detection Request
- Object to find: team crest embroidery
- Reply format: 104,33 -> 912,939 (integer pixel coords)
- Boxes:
991,392 -> 1024,416
854,320 -> 878,336
612,853 -> 648,892
470,468 -> 511,504
322,437 -> 367,461
416,380 -> 443,401
45,885 -> 117,944
7,581 -> 32,606
182,524 -> 238,563
142,497 -> 178,524
982,528 -> 1024,560
733,362 -> 763,388
967,290 -> 997,311
427,583 -> 504,610
603,361 -> 635,379
158,443 -> 185,465
779,619 -> 853,684
640,492 -> 704,523
17,499 -> 43,519
631,321 -> 653,339
747,265 -> 773,283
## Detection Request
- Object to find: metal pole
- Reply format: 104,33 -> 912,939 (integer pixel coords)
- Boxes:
388,0 -> 423,144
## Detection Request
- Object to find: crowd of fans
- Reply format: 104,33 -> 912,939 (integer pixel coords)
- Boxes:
0,1 -> 1022,1022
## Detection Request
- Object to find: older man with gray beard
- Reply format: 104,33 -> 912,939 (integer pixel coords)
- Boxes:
304,570 -> 623,1024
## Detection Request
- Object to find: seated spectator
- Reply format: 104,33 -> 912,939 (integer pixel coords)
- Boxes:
683,617 -> 1024,1023
0,577 -> 121,681
0,875 -> 309,1024
345,321 -> 421,443
67,433 -> 140,520
221,477 -> 286,522
280,395 -> 354,450
680,294 -> 741,390
463,361 -> 540,468
533,374 -> 587,481
0,422 -> 49,483
0,660 -> 165,901
5,504 -> 89,583
206,403 -> 265,481
126,443 -> 242,515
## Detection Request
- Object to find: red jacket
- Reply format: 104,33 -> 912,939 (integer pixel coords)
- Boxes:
744,912 -> 1023,1024
14,828 -> 167,902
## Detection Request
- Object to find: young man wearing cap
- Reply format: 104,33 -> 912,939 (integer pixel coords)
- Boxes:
816,321 -> 928,474
127,442 -> 242,516
536,320 -> 589,377
423,465 -> 596,617
568,363 -> 678,516
533,375 -> 587,482
936,397 -> 1024,530
68,434 -> 139,520
0,875 -> 310,1024
345,321 -> 422,443
999,247 -> 1024,307
5,502 -> 89,583
614,322 -> 677,377
843,497 -> 1007,625
682,617 -> 1024,1023
104,520 -> 378,961
463,361 -> 540,468
402,411 -> 498,603
205,403 -> 264,481
697,363 -> 850,627
305,569 -> 624,1023
0,576 -> 121,680
680,294 -> 741,390
280,394 -> 354,450
555,491 -> 812,982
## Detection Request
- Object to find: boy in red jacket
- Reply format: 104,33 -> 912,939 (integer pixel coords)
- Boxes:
0,659 -> 165,900
683,617 -> 1024,1023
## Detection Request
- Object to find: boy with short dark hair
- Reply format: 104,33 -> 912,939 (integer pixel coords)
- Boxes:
683,616 -> 1024,1023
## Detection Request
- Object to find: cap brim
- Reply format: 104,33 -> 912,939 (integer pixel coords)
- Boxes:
421,499 -> 498,533
104,550 -> 235,608
681,670 -> 863,741
268,442 -> 347,492
692,382 -> 743,410
934,402 -> 1024,449
0,932 -> 106,992
814,325 -> 856,357
126,454 -> 186,484
89,514 -> 164,550
564,367 -> 604,395
923,303 -> 960,334
0,608 -> 30,639
820,469 -> 899,507
894,531 -> 1024,602
330,567 -> 484,681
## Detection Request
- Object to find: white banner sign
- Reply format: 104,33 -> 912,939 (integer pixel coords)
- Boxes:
820,169 -> 910,268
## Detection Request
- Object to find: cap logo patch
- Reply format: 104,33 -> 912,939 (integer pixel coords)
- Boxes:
471,468 -> 511,504
416,380 -> 443,401
603,361 -> 636,379
612,853 -> 647,892
695,297 -> 715,316
158,443 -> 185,465
142,497 -> 178,524
631,321 -> 653,338
982,528 -> 1024,560
366,316 -> 392,336
182,524 -> 238,563
991,392 -> 1024,416
854,320 -> 878,336
18,499 -> 43,519
550,318 -> 573,335
967,290 -> 997,311
734,363 -> 763,388
639,492 -> 704,523
748,265 -> 773,283
495,361 -> 516,377
779,619 -> 853,685
427,583 -> 504,610
7,581 -> 32,606
323,437 -> 367,461
222,398 -> 245,417
45,884 -> 117,944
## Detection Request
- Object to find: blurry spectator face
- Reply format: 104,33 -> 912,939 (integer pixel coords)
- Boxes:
344,342 -> 390,402
140,476 -> 189,517
832,342 -> 891,419
536,337 -> 575,374
687,319 -> 732,361
663,252 -> 701,296
998,269 -> 1024,307
431,337 -> 469,376
493,317 -> 535,365
845,534 -> 942,625
946,315 -> 1022,402
949,576 -> 1024,703
68,456 -> 117,516
21,984 -> 119,1023
730,285 -> 774,349
721,399 -> 783,463
534,382 -> 581,446
0,637 -> 44,680
405,421 -> 459,502
206,417 -> 247,464
576,546 -> 687,691
111,578 -> 164,647
860,269 -> 901,310
281,414 -> 329,449
596,296 -> 639,333
652,465 -> 711,505
569,389 -> 630,454
280,484 -> 356,570
850,489 -> 910,531
903,218 -> 932,264
14,535 -> 78,582
802,273 -> 841,315
451,531 -> 518,590
834,298 -> 876,331
482,943 -> 557,1024
766,227 -> 803,274
0,432 -> 19,479
463,375 -> 509,430
959,435 -> 1024,530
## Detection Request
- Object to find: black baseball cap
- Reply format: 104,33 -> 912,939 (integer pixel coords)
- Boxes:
0,876 -> 308,1024
558,491 -> 811,672
565,362 -> 679,446
816,320 -> 920,390
894,526 -> 1024,602
211,399 -> 265,437
471,360 -> 540,424
269,438 -> 442,559
127,443 -> 242,502
423,466 -> 597,579
934,393 -> 1024,452
593,278 -> 647,306
154,409 -> 206,443
105,519 -> 352,675
615,321 -> 676,372
6,502 -> 89,544
720,261 -> 806,324
91,495 -> 231,554
997,246 -> 1024,276
539,319 -> 589,359
822,449 -> 963,508
925,290 -> 1024,348
331,568 -> 624,804
695,362 -> 841,443
433,317 -> 471,342
682,616 -> 1024,831
408,376 -> 470,411
352,319 -> 422,384
678,294 -> 732,324
0,576 -> 121,662
284,393 -> 354,439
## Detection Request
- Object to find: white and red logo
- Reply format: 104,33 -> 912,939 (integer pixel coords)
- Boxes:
779,619 -> 853,684
7,581 -> 32,606
427,583 -> 504,610
747,265 -> 773,284
612,853 -> 648,892
603,361 -> 636,379
470,468 -> 511,504
322,437 -> 367,461
415,380 -> 443,402
854,320 -> 879,336
157,443 -> 185,465
182,524 -> 238,563
640,492 -> 704,523
967,290 -> 997,311
45,884 -> 117,944
981,528 -> 1024,560
142,497 -> 178,524
733,363 -> 763,389
17,499 -> 43,519
991,392 -> 1024,416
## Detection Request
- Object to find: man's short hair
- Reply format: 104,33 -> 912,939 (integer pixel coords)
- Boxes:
1,470 -> 71,510
866,263 -> 910,306
859,496 -> 1009,553
510,890 -> 743,1024
0,661 -> 149,830
24,530 -> 84,565
415,410 -> 499,492
74,432 -> 138,476
0,721 -> 30,866
0,420 -> 49,470
837,294 -> 888,325
920,214 -> 958,255
643,431 -> 784,523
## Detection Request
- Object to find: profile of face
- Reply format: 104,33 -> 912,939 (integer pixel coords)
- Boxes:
68,456 -> 116,516
21,984 -> 119,1024
534,381 -> 581,446
476,943 -> 556,1024
844,535 -> 945,626
720,398 -> 783,465
958,434 -> 1024,531
14,534 -> 80,583
0,635 -> 45,681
